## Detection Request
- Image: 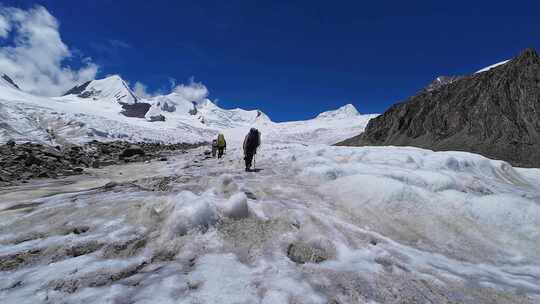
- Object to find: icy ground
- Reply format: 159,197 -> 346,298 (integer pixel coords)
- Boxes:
1,143 -> 540,303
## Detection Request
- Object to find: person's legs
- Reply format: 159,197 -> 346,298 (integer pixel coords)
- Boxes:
244,152 -> 254,171
218,148 -> 224,158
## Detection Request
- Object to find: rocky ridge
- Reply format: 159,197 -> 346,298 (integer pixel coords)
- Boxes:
338,48 -> 540,168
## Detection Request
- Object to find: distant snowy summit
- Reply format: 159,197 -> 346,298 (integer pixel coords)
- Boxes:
315,104 -> 360,119
144,91 -> 272,128
61,75 -> 272,126
0,70 -> 374,145
63,75 -> 139,104
63,75 -> 150,118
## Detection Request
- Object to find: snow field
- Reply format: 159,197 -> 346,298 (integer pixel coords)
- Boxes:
1,143 -> 540,303
274,145 -> 540,260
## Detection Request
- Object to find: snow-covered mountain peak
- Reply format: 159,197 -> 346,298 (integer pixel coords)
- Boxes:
192,101 -> 272,128
0,72 -> 374,145
316,103 -> 360,119
63,75 -> 139,104
143,90 -> 272,127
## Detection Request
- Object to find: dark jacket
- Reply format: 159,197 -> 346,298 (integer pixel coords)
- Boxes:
243,129 -> 260,155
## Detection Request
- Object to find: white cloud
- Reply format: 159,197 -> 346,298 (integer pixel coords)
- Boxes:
0,5 -> 214,103
133,81 -> 152,98
108,39 -> 131,49
0,14 -> 10,38
0,5 -> 98,96
131,78 -> 210,102
172,78 -> 209,103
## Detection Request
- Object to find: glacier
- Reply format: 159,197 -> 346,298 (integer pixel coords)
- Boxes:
1,143 -> 540,303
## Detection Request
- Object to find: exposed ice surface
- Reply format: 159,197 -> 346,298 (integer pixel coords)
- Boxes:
1,142 -> 540,303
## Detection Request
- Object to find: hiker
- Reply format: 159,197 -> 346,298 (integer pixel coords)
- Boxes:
217,133 -> 226,158
243,128 -> 260,171
211,139 -> 218,158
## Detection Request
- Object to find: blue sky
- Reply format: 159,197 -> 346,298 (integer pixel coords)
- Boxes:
2,0 -> 540,121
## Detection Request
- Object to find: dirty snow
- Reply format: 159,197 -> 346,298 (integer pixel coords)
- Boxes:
1,142 -> 540,303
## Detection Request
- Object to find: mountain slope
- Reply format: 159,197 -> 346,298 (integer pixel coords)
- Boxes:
240,104 -> 378,145
315,103 -> 360,119
62,75 -> 153,118
63,75 -> 139,104
0,75 -> 375,145
0,79 -> 214,144
424,75 -> 462,92
338,48 -> 540,167
144,94 -> 272,128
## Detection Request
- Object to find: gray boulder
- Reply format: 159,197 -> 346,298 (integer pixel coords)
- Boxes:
119,145 -> 145,159
287,241 -> 332,264
148,114 -> 166,122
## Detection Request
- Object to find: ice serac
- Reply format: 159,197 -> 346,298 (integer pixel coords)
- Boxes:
338,48 -> 540,168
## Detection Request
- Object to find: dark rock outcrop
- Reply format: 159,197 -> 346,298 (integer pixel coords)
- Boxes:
424,75 -> 462,92
63,81 -> 91,96
2,74 -> 20,90
148,114 -> 166,122
161,101 -> 176,112
189,101 -> 198,115
120,102 -> 151,118
338,48 -> 540,168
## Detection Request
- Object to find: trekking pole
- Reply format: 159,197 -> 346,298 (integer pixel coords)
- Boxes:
254,154 -> 256,170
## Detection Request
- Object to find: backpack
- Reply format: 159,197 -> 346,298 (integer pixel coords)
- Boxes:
245,129 -> 260,153
217,134 -> 226,148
